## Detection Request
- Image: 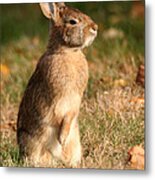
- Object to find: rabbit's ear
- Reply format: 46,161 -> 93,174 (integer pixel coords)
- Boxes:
55,2 -> 66,8
40,3 -> 56,19
40,2 -> 65,21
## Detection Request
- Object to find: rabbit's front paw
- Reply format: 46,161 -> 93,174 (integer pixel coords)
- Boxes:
59,133 -> 68,146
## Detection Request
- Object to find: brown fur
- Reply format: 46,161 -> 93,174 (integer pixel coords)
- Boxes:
17,2 -> 98,167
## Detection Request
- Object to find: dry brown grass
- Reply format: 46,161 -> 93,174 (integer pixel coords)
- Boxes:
0,85 -> 144,169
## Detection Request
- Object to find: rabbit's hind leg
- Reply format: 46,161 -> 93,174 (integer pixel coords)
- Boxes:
62,121 -> 82,168
24,148 -> 52,167
38,149 -> 52,167
18,128 -> 52,167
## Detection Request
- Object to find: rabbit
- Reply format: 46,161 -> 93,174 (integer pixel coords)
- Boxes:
17,2 -> 98,168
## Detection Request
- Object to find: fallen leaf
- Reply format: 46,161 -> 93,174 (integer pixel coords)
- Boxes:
0,64 -> 10,90
0,121 -> 16,132
114,79 -> 127,87
128,145 -> 145,170
136,64 -> 145,87
131,1 -> 144,19
130,97 -> 144,104
0,64 -> 10,76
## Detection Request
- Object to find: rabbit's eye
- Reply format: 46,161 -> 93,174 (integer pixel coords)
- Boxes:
69,19 -> 77,25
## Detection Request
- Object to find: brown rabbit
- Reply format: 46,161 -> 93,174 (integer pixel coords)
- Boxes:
17,2 -> 98,167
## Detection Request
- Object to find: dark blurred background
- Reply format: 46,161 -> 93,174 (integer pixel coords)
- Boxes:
1,2 -> 144,52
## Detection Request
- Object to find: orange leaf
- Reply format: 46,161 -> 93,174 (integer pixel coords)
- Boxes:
136,64 -> 145,87
130,97 -> 144,104
128,145 -> 145,170
0,64 -> 10,76
114,79 -> 127,87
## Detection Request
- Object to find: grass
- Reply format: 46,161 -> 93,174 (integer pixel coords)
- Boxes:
0,1 -> 144,169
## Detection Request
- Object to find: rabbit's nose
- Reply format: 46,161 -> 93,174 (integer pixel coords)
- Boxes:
89,29 -> 96,35
90,28 -> 97,35
89,24 -> 98,35
92,24 -> 98,32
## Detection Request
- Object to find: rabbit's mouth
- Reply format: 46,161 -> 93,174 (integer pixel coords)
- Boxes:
89,28 -> 97,36
82,32 -> 97,49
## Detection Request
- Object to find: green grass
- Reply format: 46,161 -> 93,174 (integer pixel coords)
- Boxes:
0,1 -> 144,169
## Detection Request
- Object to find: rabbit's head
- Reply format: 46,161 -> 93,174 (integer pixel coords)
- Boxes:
40,2 -> 98,49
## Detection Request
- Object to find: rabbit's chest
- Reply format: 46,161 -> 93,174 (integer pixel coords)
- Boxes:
51,54 -> 88,95
71,59 -> 88,91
